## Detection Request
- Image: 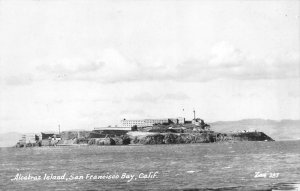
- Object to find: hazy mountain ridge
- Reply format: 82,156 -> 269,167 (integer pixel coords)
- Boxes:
210,119 -> 300,141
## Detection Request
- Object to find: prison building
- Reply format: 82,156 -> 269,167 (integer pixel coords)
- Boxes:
144,119 -> 169,126
120,119 -> 146,128
120,118 -> 169,128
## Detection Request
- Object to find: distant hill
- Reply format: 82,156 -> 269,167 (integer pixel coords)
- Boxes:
0,132 -> 22,147
210,119 -> 300,141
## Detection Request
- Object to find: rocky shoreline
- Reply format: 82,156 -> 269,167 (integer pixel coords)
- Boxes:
15,130 -> 274,147
126,131 -> 274,145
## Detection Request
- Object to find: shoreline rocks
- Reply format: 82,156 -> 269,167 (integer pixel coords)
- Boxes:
126,131 -> 274,145
14,131 -> 274,147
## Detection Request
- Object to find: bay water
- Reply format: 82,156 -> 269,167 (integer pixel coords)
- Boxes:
0,141 -> 299,190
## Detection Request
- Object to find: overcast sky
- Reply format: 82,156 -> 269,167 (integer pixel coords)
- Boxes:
0,0 -> 299,134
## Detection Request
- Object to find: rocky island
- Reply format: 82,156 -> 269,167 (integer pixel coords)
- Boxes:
15,116 -> 274,147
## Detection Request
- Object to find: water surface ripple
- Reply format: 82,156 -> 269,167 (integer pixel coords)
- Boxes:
0,141 -> 299,190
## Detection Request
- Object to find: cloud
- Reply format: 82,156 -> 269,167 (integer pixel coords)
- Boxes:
9,43 -> 299,86
4,74 -> 34,86
37,60 -> 105,75
210,42 -> 244,67
119,109 -> 147,120
288,91 -> 300,98
128,92 -> 159,102
35,49 -> 141,83
36,58 -> 105,81
120,109 -> 145,115
128,92 -> 189,102
163,93 -> 189,100
174,42 -> 300,82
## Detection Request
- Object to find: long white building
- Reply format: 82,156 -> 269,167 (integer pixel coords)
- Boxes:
120,118 -> 183,128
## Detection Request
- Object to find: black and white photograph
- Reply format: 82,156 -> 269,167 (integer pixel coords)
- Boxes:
0,0 -> 299,190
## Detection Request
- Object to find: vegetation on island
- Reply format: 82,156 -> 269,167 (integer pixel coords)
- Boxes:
14,119 -> 274,147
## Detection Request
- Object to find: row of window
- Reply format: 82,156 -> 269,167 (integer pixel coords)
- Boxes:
121,119 -> 169,127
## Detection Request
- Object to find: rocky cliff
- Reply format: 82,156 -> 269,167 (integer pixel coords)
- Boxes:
126,131 -> 274,145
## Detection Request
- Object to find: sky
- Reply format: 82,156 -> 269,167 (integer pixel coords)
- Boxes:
0,0 -> 299,134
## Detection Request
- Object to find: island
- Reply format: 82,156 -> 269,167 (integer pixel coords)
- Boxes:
15,116 -> 274,147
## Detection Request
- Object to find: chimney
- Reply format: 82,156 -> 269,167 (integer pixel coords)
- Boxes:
193,109 -> 196,120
